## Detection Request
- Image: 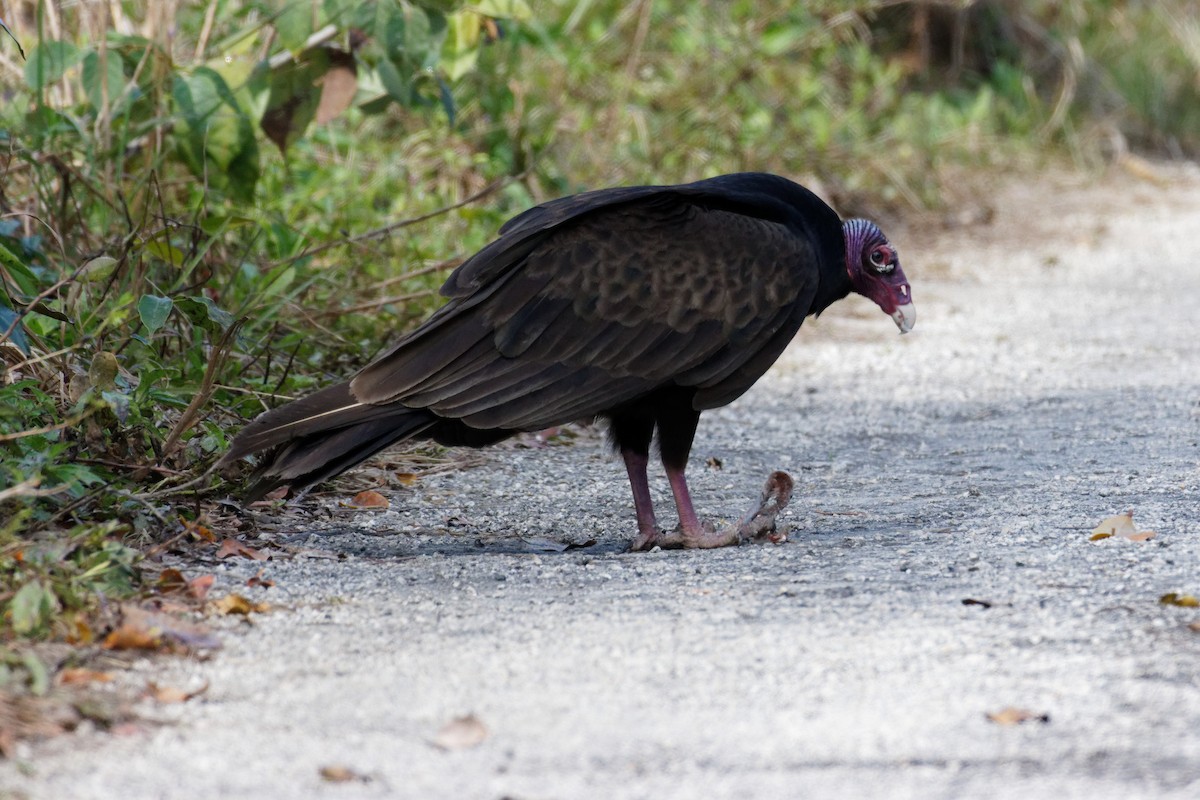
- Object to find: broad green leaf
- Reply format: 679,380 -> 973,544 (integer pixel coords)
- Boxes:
473,0 -> 532,21
21,650 -> 49,696
143,238 -> 187,266
0,306 -> 29,354
0,240 -> 39,297
442,11 -> 482,81
172,68 -> 261,202
176,295 -> 235,333
81,49 -> 128,111
100,388 -> 131,424
260,50 -> 328,153
137,294 -> 174,333
273,3 -> 316,54
25,40 -> 81,91
10,580 -> 57,636
80,255 -> 119,283
384,2 -> 446,74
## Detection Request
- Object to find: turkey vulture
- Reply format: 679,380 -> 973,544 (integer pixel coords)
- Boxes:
220,173 -> 914,550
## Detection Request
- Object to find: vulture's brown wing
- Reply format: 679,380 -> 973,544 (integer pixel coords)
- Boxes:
349,193 -> 823,431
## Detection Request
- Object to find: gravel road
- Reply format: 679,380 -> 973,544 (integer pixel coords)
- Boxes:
4,165 -> 1199,800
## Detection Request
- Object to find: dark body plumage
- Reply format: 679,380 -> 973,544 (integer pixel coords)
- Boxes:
222,172 -> 912,549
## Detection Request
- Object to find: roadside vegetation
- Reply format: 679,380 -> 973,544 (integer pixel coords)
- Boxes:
1,0 -> 1197,742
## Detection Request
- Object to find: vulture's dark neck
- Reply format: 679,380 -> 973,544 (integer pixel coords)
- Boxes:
810,248 -> 853,317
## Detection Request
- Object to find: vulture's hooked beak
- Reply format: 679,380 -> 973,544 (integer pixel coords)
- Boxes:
891,302 -> 915,334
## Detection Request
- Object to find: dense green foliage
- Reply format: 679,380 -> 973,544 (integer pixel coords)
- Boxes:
1,0 -> 1197,649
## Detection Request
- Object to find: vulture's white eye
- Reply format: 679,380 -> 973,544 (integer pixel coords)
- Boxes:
869,247 -> 894,273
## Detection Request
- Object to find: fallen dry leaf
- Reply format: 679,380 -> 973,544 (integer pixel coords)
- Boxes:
156,568 -> 188,593
394,472 -> 418,486
58,668 -> 113,686
188,574 -> 215,600
1090,511 -> 1155,542
182,518 -> 218,542
103,605 -> 222,651
431,714 -> 489,750
146,680 -> 209,704
215,538 -> 268,561
986,707 -> 1050,726
1160,593 -> 1199,608
246,569 -> 275,589
263,486 -> 289,501
319,765 -> 371,783
1188,621 -> 1200,633
102,622 -> 163,651
211,594 -> 270,616
344,490 -> 389,509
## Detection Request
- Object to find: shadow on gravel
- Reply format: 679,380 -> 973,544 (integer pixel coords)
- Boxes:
280,526 -> 626,559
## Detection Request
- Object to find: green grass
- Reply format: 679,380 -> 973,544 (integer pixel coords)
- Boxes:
0,0 -> 1197,662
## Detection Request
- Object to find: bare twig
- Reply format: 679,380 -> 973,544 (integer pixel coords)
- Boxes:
159,319 -> 243,461
319,288 -> 441,318
0,409 -> 93,442
280,176 -> 520,266
194,0 -> 220,60
0,476 -> 69,502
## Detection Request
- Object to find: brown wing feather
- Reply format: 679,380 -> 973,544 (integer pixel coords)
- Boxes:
347,198 -> 818,431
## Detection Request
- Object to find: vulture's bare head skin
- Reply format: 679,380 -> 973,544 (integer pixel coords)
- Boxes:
842,218 -> 915,333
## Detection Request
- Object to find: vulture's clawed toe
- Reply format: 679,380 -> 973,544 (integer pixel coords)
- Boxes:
626,471 -> 794,551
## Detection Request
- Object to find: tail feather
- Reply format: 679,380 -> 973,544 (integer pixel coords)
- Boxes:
220,381 -> 437,500
242,413 -> 436,501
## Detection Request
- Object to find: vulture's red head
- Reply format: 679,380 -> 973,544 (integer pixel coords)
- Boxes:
843,218 -> 915,333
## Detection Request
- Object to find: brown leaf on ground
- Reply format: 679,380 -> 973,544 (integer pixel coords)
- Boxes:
319,765 -> 371,783
102,622 -> 163,651
145,680 -> 209,704
58,668 -> 113,686
188,574 -> 216,600
103,604 -> 222,651
211,594 -> 270,616
986,706 -> 1050,725
1160,593 -> 1200,608
216,538 -> 268,560
156,568 -> 188,593
182,518 -> 218,542
1188,621 -> 1200,633
1090,511 -> 1155,542
246,569 -> 275,589
344,490 -> 389,509
431,714 -> 489,750
394,472 -> 418,486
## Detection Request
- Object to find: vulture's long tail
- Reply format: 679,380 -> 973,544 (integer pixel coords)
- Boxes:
219,382 -> 436,501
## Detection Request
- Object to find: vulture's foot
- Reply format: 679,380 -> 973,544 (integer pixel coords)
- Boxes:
629,528 -> 663,552
627,471 -> 794,551
731,470 -> 794,545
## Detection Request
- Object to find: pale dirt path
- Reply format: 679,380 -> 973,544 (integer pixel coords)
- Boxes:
3,164 -> 1199,800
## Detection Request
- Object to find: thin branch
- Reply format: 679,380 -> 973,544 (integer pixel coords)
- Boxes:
319,288 -> 440,318
159,319 -> 243,460
279,175 -> 520,266
0,409 -> 93,442
0,477 -> 70,502
194,0 -> 220,60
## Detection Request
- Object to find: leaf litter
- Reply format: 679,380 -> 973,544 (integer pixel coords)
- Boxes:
986,706 -> 1051,725
1089,511 -> 1155,542
431,714 -> 489,750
